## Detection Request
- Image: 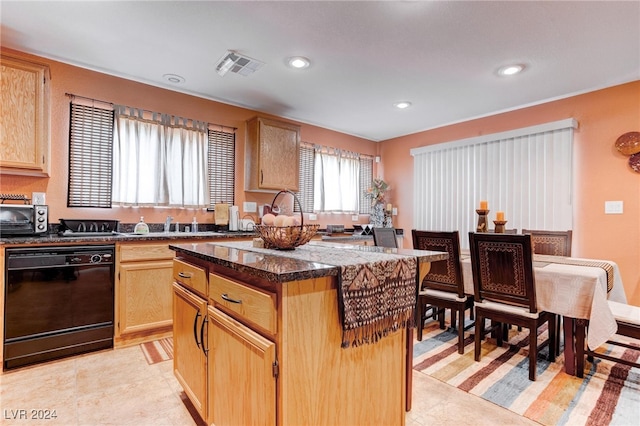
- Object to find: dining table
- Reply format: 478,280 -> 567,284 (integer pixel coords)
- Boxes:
459,251 -> 627,376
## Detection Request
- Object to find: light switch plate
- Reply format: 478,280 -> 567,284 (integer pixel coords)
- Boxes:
351,215 -> 359,221
243,201 -> 257,212
309,213 -> 318,220
32,192 -> 46,205
604,200 -> 623,214
392,207 -> 398,216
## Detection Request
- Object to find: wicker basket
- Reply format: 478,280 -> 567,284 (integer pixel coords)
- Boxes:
254,223 -> 320,250
255,190 -> 319,250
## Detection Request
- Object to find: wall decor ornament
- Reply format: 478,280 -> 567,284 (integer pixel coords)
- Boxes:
366,178 -> 390,227
629,153 -> 640,173
615,132 -> 640,156
614,131 -> 640,173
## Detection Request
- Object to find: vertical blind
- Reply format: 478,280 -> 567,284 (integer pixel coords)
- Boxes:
68,104 -> 114,208
411,118 -> 577,249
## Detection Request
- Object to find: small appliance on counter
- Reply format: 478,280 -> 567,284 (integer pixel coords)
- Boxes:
0,194 -> 48,236
240,218 -> 256,231
326,224 -> 345,234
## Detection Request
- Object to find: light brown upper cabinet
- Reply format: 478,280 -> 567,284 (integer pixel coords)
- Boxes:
0,54 -> 50,176
245,116 -> 300,192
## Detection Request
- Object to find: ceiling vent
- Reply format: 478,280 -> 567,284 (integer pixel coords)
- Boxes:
216,51 -> 264,77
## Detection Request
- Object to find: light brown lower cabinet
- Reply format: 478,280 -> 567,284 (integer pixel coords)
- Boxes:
208,306 -> 276,426
115,243 -> 175,346
172,282 -> 208,421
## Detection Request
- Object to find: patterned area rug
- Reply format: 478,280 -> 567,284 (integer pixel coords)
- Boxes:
140,338 -> 173,365
413,319 -> 640,426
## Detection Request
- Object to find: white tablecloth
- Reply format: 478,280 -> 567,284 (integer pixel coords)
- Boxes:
460,254 -> 627,350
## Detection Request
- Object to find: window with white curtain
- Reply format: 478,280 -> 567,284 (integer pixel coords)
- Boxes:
297,143 -> 373,213
411,118 -> 577,249
112,106 -> 208,207
313,147 -> 360,212
67,100 -> 235,209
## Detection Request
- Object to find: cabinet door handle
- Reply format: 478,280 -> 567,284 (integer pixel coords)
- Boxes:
260,169 -> 263,185
200,316 -> 208,356
193,310 -> 201,348
178,272 -> 193,279
221,293 -> 242,304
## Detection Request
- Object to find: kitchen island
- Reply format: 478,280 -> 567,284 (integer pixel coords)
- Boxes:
170,240 -> 447,426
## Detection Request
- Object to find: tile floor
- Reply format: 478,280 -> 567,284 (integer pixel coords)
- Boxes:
0,346 -> 535,426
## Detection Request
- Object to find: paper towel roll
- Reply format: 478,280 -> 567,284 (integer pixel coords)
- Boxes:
229,206 -> 239,231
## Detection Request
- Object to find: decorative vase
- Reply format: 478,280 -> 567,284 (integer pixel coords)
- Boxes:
371,202 -> 385,227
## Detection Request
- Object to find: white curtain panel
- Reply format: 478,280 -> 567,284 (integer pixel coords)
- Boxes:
113,106 -> 208,207
411,119 -> 576,249
313,148 -> 360,212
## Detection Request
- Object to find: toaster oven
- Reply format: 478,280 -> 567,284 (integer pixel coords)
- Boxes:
0,204 -> 49,236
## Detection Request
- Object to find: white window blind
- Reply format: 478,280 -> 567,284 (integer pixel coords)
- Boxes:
411,118 -> 577,249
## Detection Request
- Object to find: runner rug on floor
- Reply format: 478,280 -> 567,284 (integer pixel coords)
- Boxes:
413,321 -> 639,426
140,338 -> 173,365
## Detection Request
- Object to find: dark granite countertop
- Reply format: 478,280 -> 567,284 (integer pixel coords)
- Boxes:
0,231 -> 258,246
170,240 -> 448,283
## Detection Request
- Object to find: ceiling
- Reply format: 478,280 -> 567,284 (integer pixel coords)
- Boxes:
1,1 -> 639,141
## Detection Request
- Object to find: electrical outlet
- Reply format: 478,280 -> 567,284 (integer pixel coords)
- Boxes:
351,215 -> 359,221
243,201 -> 257,212
604,201 -> 623,214
309,213 -> 318,220
32,192 -> 46,205
392,207 -> 398,216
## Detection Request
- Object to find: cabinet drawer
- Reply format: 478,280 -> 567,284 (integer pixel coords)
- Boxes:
173,259 -> 208,297
121,243 -> 174,262
209,273 -> 277,334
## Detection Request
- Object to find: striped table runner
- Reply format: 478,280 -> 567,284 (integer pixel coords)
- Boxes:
535,255 -> 614,292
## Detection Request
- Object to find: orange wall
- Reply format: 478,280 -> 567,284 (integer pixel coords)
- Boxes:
381,81 -> 640,305
2,48 -> 639,304
0,48 -> 377,229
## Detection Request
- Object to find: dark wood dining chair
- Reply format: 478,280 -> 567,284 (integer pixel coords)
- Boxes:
468,232 -> 556,381
489,229 -> 518,234
412,230 -> 473,353
575,300 -> 640,377
522,229 -> 572,354
372,227 -> 398,248
521,229 -> 572,257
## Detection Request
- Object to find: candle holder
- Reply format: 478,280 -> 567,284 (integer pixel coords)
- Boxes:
493,220 -> 507,233
476,209 -> 490,232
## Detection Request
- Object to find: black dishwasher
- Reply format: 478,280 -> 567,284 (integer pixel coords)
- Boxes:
4,245 -> 115,370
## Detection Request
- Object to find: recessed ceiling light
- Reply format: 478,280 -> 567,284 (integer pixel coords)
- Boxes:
162,74 -> 185,84
287,56 -> 310,69
394,101 -> 412,109
497,64 -> 525,76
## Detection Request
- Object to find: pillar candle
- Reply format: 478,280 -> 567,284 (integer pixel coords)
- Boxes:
496,211 -> 505,221
480,200 -> 488,210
